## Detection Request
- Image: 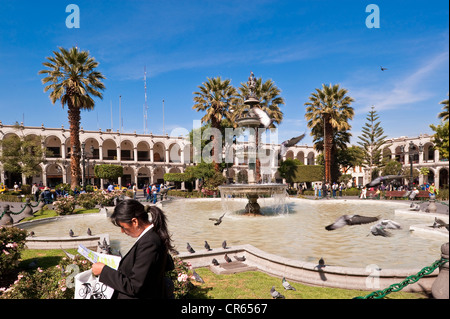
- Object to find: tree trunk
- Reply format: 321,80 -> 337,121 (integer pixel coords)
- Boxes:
324,115 -> 333,183
68,104 -> 81,190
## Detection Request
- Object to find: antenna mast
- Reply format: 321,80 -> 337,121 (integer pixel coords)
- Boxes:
144,66 -> 149,134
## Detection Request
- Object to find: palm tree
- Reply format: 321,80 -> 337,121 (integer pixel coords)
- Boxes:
438,96 -> 449,122
304,83 -> 354,183
39,47 -> 106,190
193,76 -> 237,169
232,77 -> 284,127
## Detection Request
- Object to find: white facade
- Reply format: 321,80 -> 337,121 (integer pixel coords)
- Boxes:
0,123 -> 319,189
346,134 -> 449,189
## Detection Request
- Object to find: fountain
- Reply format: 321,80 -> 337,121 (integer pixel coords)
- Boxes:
218,72 -> 287,215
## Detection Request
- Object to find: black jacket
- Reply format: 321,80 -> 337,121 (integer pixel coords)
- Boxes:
99,228 -> 173,299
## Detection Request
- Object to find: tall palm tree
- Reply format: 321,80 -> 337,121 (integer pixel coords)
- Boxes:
39,47 -> 106,190
304,83 -> 354,183
232,77 -> 284,127
438,96 -> 449,122
193,76 -> 237,169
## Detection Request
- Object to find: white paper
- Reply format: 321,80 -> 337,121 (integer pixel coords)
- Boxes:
77,244 -> 121,270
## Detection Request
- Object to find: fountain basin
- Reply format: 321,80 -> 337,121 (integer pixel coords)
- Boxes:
219,184 -> 287,215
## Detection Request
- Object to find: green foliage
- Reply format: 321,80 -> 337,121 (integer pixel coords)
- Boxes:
0,255 -> 91,299
278,159 -> 303,184
94,164 -> 123,180
76,193 -> 97,210
164,173 -> 195,182
167,257 -> 196,299
382,160 -> 403,176
430,121 -> 449,160
357,106 -> 388,170
292,165 -> 324,183
0,127 -> 49,177
0,227 -> 28,277
52,196 -> 76,215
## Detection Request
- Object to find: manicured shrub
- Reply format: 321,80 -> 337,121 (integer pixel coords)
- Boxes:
0,227 -> 28,277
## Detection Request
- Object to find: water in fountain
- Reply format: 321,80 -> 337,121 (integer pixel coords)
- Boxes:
20,198 -> 445,269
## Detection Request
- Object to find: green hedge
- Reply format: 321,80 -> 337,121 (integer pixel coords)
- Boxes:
293,165 -> 324,183
164,173 -> 195,182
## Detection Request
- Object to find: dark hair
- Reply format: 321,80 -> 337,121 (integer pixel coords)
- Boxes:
110,199 -> 149,226
110,199 -> 176,254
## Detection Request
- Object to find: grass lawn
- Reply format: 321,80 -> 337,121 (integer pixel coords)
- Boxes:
15,249 -> 428,300
188,268 -> 429,299
20,208 -> 100,221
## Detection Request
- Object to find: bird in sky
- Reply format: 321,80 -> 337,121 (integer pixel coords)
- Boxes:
325,215 -> 379,231
209,213 -> 225,226
279,133 -> 306,159
366,175 -> 403,188
253,106 -> 275,128
432,217 -> 449,231
282,277 -> 296,291
270,286 -> 285,299
370,224 -> 392,237
376,219 -> 402,230
380,66 -> 388,71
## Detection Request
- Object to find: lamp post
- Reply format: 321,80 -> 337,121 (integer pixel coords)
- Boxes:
401,141 -> 423,189
81,143 -> 95,189
81,142 -> 86,189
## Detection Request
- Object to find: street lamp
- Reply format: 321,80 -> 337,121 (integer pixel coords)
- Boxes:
81,142 -> 95,189
400,141 -> 423,189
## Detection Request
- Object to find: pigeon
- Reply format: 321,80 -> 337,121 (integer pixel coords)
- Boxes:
279,134 -> 306,158
432,218 -> 449,231
192,270 -> 205,283
69,229 -> 74,237
87,228 -> 92,236
222,240 -> 228,249
314,257 -> 327,270
253,107 -> 275,128
380,66 -> 388,71
270,286 -> 285,299
282,277 -> 296,291
62,248 -> 76,260
234,255 -> 246,262
204,241 -> 211,251
377,219 -> 401,230
209,213 -> 225,226
410,203 -> 420,211
224,253 -> 232,263
186,242 -> 195,253
28,231 -> 35,237
366,175 -> 402,188
212,258 -> 220,266
370,224 -> 392,237
325,214 -> 379,231
28,258 -> 38,269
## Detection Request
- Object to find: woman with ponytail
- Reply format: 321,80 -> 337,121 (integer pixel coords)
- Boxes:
92,199 -> 175,299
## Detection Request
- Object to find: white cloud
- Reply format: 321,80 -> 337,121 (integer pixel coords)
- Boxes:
349,49 -> 449,114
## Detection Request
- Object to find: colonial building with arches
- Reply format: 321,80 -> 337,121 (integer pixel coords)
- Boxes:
0,123 -> 319,190
1,123 -> 447,190
347,134 -> 449,189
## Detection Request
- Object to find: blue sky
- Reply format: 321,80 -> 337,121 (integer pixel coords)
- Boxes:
0,0 -> 448,146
